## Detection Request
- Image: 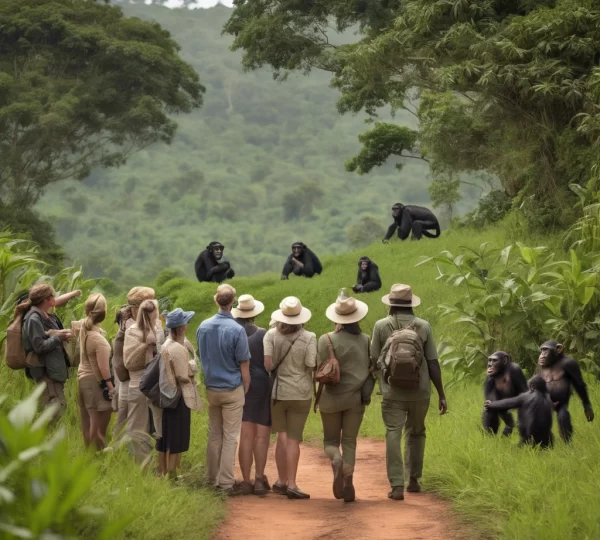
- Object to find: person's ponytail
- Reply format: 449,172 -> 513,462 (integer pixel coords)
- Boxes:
137,299 -> 158,341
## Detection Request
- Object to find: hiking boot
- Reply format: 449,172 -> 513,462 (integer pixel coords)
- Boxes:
253,477 -> 268,496
388,487 -> 404,500
406,478 -> 421,493
332,458 -> 344,499
343,475 -> 355,503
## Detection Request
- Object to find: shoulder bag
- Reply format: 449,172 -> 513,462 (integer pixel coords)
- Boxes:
313,334 -> 341,413
270,333 -> 301,404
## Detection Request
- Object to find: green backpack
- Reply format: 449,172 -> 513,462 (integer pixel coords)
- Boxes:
383,319 -> 424,389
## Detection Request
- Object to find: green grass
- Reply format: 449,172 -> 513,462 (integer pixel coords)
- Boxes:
2,225 -> 598,539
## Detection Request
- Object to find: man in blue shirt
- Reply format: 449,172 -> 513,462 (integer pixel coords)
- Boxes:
197,284 -> 250,494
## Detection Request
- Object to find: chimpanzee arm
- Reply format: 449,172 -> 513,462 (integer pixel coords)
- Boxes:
207,262 -> 230,279
383,223 -> 397,241
195,251 -> 210,282
487,394 -> 526,412
564,357 -> 592,408
370,265 -> 382,287
355,267 -> 362,286
281,255 -> 294,278
398,210 -> 413,240
484,377 -> 496,400
302,251 -> 315,277
510,364 -> 528,395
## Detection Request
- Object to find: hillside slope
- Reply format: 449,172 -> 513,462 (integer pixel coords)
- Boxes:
37,4 -> 480,286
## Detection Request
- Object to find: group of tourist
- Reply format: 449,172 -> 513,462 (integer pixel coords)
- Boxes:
14,280 -> 448,501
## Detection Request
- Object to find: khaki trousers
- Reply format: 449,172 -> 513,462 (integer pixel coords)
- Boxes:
381,398 -> 430,489
126,385 -> 152,463
206,386 -> 245,489
320,404 -> 365,474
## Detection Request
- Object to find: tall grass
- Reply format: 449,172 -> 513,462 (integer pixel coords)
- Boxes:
2,224 -> 598,539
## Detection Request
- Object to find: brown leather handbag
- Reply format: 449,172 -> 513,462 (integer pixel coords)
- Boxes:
313,334 -> 341,412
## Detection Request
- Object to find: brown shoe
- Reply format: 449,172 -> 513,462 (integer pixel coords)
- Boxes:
407,478 -> 421,493
343,475 -> 355,503
240,481 -> 254,495
287,486 -> 310,500
253,477 -> 268,496
272,482 -> 288,495
388,487 -> 404,500
262,474 -> 272,491
332,459 -> 344,499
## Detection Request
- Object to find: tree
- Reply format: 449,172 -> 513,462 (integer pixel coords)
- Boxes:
223,0 -> 600,229
0,0 -> 204,248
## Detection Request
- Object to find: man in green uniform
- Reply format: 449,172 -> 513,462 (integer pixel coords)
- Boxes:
371,284 -> 448,500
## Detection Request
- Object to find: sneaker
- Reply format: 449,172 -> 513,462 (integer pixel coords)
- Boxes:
332,459 -> 344,500
406,478 -> 421,493
388,487 -> 404,500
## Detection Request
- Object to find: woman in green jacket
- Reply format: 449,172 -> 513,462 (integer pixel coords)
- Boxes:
317,289 -> 373,503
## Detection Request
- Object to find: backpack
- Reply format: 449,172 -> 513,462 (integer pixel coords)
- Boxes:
112,325 -> 130,382
383,319 -> 424,389
5,314 -> 28,370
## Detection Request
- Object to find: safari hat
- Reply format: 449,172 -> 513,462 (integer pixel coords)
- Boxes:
382,284 -> 421,308
325,289 -> 368,324
166,308 -> 195,329
271,296 -> 311,325
232,294 -> 265,319
127,286 -> 155,306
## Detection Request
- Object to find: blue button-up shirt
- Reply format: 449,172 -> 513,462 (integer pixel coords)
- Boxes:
196,311 -> 250,391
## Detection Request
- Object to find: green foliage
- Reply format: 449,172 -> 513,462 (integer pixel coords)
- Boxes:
346,216 -> 385,249
458,190 -> 512,229
0,385 -> 128,539
37,4 -> 458,285
0,0 -> 204,212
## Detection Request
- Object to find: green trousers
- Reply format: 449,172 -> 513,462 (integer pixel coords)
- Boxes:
381,398 -> 430,489
320,404 -> 365,474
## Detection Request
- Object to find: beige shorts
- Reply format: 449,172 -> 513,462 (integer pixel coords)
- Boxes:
78,375 -> 112,412
271,399 -> 311,441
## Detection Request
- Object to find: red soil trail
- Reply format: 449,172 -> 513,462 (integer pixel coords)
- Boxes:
215,438 -> 460,540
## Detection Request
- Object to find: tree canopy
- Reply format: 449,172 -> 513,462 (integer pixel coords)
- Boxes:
224,0 -> 600,228
0,0 -> 204,252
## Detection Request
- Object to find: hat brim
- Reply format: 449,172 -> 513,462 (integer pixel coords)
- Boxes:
231,300 -> 265,319
381,294 -> 421,307
325,300 -> 369,324
166,310 -> 195,329
270,307 -> 312,325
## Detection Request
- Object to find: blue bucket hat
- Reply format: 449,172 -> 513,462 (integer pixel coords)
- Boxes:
166,308 -> 195,329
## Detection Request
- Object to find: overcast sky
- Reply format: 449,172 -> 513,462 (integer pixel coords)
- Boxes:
149,0 -> 234,7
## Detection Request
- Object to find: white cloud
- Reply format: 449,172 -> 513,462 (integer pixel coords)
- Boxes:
150,0 -> 234,7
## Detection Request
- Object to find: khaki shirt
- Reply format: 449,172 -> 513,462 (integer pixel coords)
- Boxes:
370,314 -> 437,401
317,330 -> 370,413
72,320 -> 111,382
264,328 -> 316,401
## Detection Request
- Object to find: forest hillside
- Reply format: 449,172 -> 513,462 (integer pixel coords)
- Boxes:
37,3 -> 480,286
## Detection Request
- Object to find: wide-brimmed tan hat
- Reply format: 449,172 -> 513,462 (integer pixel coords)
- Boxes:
271,296 -> 311,325
326,289 -> 368,324
127,286 -> 155,306
382,284 -> 421,307
232,294 -> 265,319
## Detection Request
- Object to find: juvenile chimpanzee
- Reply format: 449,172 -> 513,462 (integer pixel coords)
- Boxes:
482,351 -> 528,436
484,375 -> 554,448
352,256 -> 381,293
280,242 -> 322,280
194,241 -> 235,283
382,203 -> 441,242
536,340 -> 594,442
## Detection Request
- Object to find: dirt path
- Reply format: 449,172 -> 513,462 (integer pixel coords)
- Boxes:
215,438 -> 459,540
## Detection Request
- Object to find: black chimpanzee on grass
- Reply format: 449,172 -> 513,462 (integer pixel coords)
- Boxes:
281,242 -> 322,280
485,375 -> 554,448
383,203 -> 441,242
482,351 -> 528,436
194,241 -> 235,283
536,340 -> 594,442
352,256 -> 381,293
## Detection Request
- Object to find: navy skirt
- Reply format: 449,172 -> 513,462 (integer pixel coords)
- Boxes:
242,377 -> 272,427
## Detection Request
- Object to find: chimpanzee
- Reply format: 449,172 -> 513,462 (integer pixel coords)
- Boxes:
382,203 -> 441,242
482,351 -> 528,436
280,242 -> 322,280
484,375 -> 554,448
194,241 -> 235,283
352,256 -> 381,293
536,340 -> 594,442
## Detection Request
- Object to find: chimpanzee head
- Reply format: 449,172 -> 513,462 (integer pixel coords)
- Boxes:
528,375 -> 548,394
292,242 -> 305,258
392,203 -> 404,218
359,256 -> 371,271
487,351 -> 511,376
538,340 -> 563,367
207,241 -> 225,261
